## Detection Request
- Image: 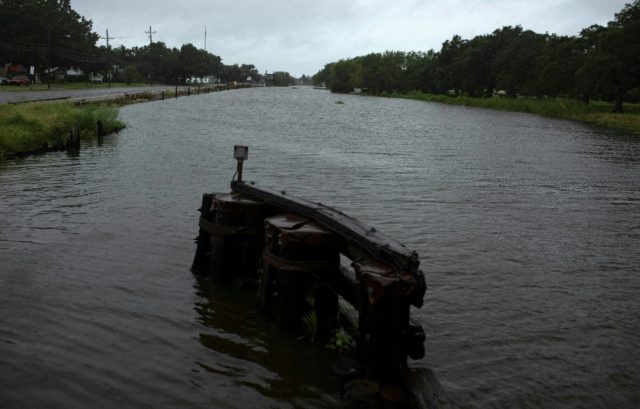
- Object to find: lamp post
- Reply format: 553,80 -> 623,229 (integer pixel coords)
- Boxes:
234,145 -> 249,182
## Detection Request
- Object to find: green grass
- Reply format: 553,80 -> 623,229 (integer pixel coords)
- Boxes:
0,102 -> 124,158
383,91 -> 640,134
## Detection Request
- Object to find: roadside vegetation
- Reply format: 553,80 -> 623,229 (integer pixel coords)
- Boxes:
0,102 -> 123,158
314,1 -> 640,133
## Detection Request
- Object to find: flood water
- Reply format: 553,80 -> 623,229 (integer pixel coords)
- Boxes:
1,87 -> 639,408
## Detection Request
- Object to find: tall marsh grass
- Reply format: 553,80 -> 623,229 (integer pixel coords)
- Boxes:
0,102 -> 124,158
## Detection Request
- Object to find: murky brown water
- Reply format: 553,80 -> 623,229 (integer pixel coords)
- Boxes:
1,87 -> 639,408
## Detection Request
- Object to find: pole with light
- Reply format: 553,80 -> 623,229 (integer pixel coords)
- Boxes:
234,145 -> 248,183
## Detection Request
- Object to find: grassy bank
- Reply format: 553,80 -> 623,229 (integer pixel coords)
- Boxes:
0,102 -> 124,158
384,91 -> 640,135
0,84 -> 245,158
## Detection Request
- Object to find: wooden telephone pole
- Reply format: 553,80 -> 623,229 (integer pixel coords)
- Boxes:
145,26 -> 156,45
145,26 -> 156,85
101,29 -> 114,87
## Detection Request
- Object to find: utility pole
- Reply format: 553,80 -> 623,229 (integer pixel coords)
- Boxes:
46,26 -> 51,90
204,26 -> 207,51
103,29 -> 114,49
145,26 -> 156,86
145,26 -> 156,45
101,29 -> 114,87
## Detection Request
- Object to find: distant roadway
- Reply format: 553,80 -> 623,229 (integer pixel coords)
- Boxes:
0,85 -> 173,104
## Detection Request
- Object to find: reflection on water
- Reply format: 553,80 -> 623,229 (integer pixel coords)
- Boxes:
192,276 -> 346,408
1,87 -> 639,408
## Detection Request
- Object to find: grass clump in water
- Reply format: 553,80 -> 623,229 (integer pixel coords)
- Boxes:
0,102 -> 124,158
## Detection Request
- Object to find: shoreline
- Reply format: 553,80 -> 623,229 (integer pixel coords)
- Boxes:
0,84 -> 249,159
381,91 -> 640,135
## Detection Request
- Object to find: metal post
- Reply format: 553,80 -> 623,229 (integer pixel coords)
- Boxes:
237,159 -> 244,183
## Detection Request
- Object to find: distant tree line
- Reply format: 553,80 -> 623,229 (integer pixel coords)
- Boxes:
313,1 -> 640,111
0,0 -> 299,85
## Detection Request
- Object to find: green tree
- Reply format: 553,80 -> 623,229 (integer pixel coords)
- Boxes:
354,53 -> 382,93
312,63 -> 333,87
404,51 -> 433,92
136,42 -> 180,84
445,35 -> 495,97
576,24 -> 621,105
530,35 -> 580,98
493,27 -> 546,97
272,71 -> 293,86
433,35 -> 466,94
311,0 -> 639,104
604,0 -> 640,110
329,59 -> 356,93
0,0 -> 99,77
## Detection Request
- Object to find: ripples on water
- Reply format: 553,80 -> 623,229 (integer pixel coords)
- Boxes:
1,87 -> 639,408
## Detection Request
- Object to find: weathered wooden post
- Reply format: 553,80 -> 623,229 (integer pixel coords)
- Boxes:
191,193 -> 215,275
175,84 -> 178,98
260,213 -> 340,332
96,120 -> 104,137
69,126 -> 80,150
161,90 -> 165,100
207,193 -> 271,283
187,87 -> 190,96
353,259 -> 419,385
191,192 -> 270,282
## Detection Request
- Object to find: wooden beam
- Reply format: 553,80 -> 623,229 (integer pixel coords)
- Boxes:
231,181 -> 420,275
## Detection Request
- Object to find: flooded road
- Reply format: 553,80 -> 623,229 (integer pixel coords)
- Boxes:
0,85 -> 170,104
1,87 -> 639,408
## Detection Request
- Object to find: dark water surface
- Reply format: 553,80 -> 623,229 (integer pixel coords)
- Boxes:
1,87 -> 639,408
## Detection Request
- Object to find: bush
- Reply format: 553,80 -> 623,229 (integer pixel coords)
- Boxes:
0,102 -> 124,158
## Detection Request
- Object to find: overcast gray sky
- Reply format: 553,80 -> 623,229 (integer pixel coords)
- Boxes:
71,0 -> 629,77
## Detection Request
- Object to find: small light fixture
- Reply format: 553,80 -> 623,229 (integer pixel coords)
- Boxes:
233,145 -> 248,182
234,145 -> 248,161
